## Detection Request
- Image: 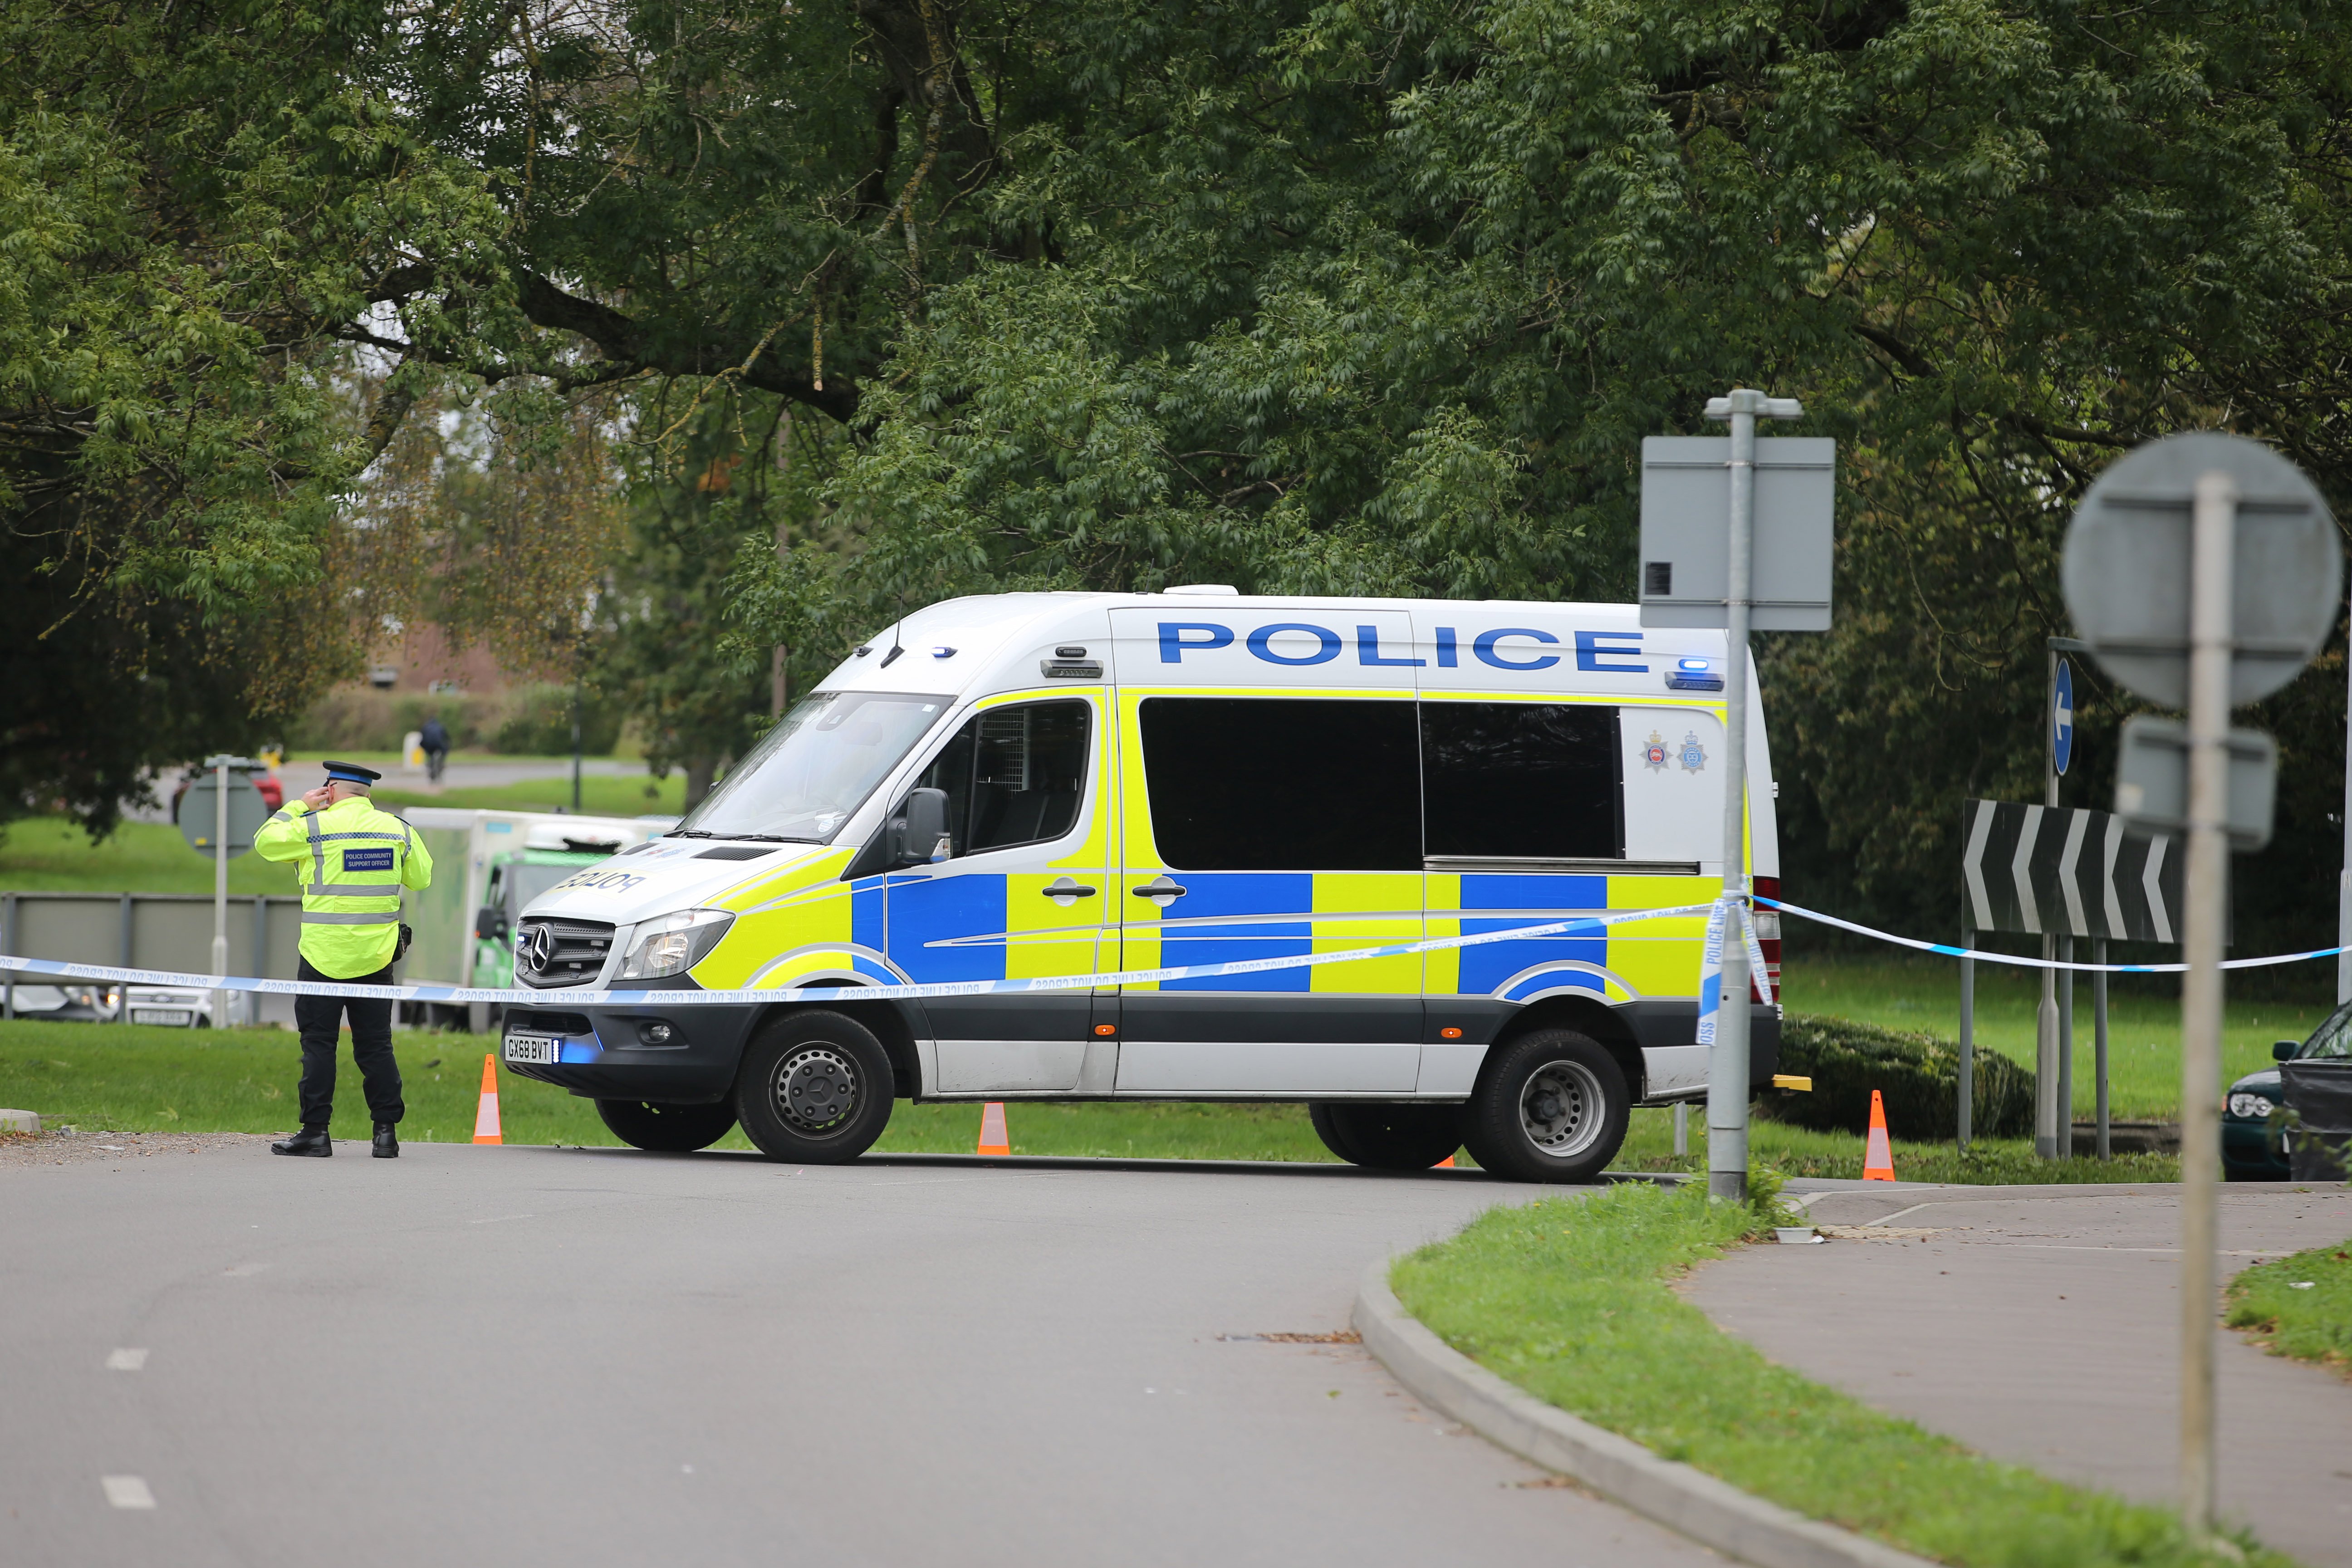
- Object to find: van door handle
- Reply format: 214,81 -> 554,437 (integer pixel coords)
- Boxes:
1043,877 -> 1098,900
1131,876 -> 1188,906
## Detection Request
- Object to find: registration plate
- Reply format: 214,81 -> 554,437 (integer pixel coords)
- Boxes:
132,1009 -> 193,1027
504,1033 -> 558,1064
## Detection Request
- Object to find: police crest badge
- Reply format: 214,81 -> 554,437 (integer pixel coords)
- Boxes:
1679,731 -> 1707,773
1641,731 -> 1671,772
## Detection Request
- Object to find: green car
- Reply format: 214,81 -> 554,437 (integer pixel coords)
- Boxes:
2223,1000 -> 2352,1181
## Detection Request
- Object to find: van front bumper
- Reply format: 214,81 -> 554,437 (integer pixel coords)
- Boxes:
499,1001 -> 763,1105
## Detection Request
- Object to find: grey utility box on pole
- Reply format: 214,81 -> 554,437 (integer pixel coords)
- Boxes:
1639,437 -> 1837,631
1640,396 -> 1834,1204
2060,430 -> 2339,1541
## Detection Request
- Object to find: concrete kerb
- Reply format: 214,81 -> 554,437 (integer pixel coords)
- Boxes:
1353,1253 -> 1940,1568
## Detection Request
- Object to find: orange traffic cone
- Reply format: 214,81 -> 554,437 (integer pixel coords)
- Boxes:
1862,1088 -> 1895,1182
472,1054 -> 503,1146
977,1101 -> 1009,1157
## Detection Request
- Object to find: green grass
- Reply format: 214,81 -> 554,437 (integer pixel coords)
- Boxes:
1786,953 -> 2331,1122
0,1019 -> 1343,1159
0,818 -> 303,895
372,773 -> 686,817
1392,1183 -> 2283,1568
1616,1105 -> 2180,1183
2225,1239 -> 2352,1375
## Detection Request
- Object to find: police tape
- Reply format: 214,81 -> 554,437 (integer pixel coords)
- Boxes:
0,900 -> 1725,1010
1759,896 -> 2352,974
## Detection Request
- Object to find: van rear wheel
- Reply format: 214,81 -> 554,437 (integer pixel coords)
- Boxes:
733,1010 -> 894,1164
1309,1103 -> 1464,1170
1462,1030 -> 1628,1183
596,1098 -> 737,1152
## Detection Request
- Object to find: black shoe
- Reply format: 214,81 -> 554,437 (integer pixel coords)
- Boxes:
372,1123 -> 399,1159
271,1127 -> 332,1157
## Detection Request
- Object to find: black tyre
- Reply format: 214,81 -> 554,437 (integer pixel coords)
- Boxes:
596,1098 -> 738,1153
1309,1103 -> 1464,1171
1461,1029 -> 1629,1183
732,1010 -> 895,1163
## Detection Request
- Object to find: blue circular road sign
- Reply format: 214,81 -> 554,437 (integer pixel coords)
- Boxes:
2053,657 -> 2075,776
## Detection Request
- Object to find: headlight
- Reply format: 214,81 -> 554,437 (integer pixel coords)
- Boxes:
2227,1093 -> 2275,1120
618,910 -> 734,980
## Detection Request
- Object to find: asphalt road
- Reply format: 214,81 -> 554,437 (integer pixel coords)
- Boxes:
2,1142 -> 1720,1568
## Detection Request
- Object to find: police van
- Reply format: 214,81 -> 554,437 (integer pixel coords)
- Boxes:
498,590 -> 1781,1181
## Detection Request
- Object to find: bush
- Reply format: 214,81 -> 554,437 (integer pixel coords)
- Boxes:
492,682 -> 621,756
286,683 -> 617,755
1760,1013 -> 2034,1140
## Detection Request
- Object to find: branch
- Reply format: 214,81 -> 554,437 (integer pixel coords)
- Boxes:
513,271 -> 861,422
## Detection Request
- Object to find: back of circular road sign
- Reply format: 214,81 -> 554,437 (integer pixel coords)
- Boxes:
2061,431 -> 2339,710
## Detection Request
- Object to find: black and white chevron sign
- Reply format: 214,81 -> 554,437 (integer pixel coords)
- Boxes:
1960,799 -> 2185,942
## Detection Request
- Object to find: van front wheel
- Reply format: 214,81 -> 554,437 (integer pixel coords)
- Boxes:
1462,1030 -> 1628,1183
733,1010 -> 894,1163
1309,1103 -> 1464,1170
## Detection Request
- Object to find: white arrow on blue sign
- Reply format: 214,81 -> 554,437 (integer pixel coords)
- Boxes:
2053,657 -> 2075,776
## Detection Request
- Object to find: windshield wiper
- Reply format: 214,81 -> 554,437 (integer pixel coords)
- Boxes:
664,829 -> 816,844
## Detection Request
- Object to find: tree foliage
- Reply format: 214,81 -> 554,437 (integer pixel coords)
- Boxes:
9,0 -> 2352,957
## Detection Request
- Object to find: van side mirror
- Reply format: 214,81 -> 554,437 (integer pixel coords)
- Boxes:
891,788 -> 952,867
2274,1039 -> 2300,1062
475,906 -> 507,941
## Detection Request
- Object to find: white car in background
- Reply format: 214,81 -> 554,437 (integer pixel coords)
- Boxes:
7,983 -> 120,1022
121,986 -> 216,1028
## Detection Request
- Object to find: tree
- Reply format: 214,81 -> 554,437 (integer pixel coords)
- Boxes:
1,0 -> 503,826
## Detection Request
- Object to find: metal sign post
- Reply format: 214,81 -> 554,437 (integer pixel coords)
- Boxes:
2174,469 -> 2236,1532
1643,388 -> 1813,1203
2048,639 -> 2084,1159
212,756 -> 230,1025
2062,430 -> 2339,1539
182,758 -> 268,1029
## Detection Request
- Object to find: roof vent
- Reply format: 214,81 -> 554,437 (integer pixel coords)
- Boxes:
1164,584 -> 1240,597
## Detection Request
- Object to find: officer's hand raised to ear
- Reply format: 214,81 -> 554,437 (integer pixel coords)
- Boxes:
301,785 -> 333,810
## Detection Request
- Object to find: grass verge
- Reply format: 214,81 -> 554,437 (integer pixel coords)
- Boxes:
1392,1182 -> 2282,1568
0,1019 -> 1342,1161
2225,1240 -> 2352,1376
1617,1106 -> 2180,1184
2,1019 -> 2190,1181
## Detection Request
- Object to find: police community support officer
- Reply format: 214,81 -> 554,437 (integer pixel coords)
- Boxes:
254,761 -> 433,1158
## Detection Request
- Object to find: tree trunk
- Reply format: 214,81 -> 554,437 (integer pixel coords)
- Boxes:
685,757 -> 720,812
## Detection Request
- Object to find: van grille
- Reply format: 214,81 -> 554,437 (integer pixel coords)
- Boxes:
515,917 -> 615,988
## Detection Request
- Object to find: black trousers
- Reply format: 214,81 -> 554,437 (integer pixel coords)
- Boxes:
294,956 -> 403,1129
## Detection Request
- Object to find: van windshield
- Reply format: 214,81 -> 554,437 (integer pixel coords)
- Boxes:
674,691 -> 951,844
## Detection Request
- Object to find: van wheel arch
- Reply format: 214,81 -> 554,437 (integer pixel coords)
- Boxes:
750,992 -> 921,1098
1494,995 -> 1644,1101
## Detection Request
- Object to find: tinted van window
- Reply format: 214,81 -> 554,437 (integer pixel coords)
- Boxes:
911,699 -> 1092,856
1422,702 -> 1621,859
1139,698 -> 1420,871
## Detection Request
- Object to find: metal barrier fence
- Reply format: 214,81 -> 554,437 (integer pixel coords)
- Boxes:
0,892 -> 305,1025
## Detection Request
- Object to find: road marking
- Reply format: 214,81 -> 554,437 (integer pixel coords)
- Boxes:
1862,1202 -> 1937,1227
106,1349 -> 148,1371
101,1475 -> 155,1509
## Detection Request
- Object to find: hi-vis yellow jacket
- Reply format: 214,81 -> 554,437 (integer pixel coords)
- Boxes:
254,795 -> 433,978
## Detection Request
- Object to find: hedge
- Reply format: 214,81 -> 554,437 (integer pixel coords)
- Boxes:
1760,1014 -> 2034,1141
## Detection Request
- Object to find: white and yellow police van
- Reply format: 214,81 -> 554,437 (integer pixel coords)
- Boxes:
498,589 -> 1781,1181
